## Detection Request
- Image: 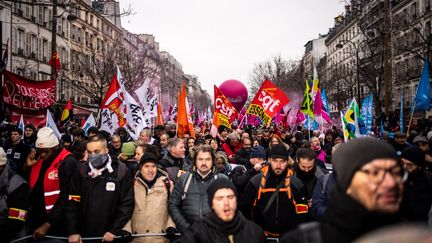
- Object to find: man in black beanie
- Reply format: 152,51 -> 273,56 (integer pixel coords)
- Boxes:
241,144 -> 308,237
177,178 -> 265,242
400,146 -> 432,222
280,137 -> 405,243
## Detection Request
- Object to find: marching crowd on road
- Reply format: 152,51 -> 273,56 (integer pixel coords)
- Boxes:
2,121 -> 432,243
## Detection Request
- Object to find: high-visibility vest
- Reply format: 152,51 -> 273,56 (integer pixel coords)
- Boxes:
253,166 -> 308,214
29,148 -> 71,213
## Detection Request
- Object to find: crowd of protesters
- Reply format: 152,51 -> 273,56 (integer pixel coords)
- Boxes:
1,119 -> 432,243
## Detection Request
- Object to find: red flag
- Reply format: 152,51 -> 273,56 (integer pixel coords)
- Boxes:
213,85 -> 238,130
81,118 -> 86,127
101,73 -> 126,127
246,80 -> 290,126
61,99 -> 73,122
49,51 -> 61,76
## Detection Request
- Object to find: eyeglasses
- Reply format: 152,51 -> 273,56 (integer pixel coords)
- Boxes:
359,164 -> 408,183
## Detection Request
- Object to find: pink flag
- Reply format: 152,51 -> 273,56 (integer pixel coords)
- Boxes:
313,90 -> 331,124
295,109 -> 305,125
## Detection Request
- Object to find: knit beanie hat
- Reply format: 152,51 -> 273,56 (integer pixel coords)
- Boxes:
332,137 -> 398,192
268,144 -> 288,160
207,177 -> 238,207
250,145 -> 266,159
121,142 -> 136,156
36,127 -> 59,148
0,147 -> 7,166
413,135 -> 428,144
139,152 -> 158,165
401,146 -> 426,168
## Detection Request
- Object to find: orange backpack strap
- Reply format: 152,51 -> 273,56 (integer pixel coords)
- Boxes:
253,166 -> 268,207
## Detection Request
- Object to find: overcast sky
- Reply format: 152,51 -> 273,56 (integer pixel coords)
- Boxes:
119,0 -> 345,94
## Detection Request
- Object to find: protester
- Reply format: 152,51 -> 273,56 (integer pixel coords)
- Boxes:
66,135 -> 134,242
280,137 -> 405,243
241,144 -> 308,237
135,143 -> 161,163
26,127 -> 79,239
260,130 -> 272,150
123,153 -> 177,243
231,145 -> 267,196
177,178 -> 265,243
392,132 -> 410,156
23,124 -> 37,148
70,127 -> 86,155
400,146 -> 432,222
214,151 -> 234,176
3,126 -> 31,180
159,137 -> 187,181
309,136 -> 327,169
222,132 -> 242,163
117,127 -> 133,143
108,135 -> 123,158
169,145 -> 227,233
119,142 -> 138,174
293,148 -> 327,202
234,138 -> 252,165
0,147 -> 30,242
159,133 -> 170,157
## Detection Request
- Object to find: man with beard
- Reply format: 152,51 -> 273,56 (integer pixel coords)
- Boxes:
66,135 -> 134,243
293,148 -> 327,203
159,137 -> 187,182
400,146 -> 432,222
260,130 -> 272,150
241,144 -> 308,237
391,132 -> 410,156
281,138 -> 405,243
169,145 -> 228,233
3,126 -> 31,180
177,178 -> 265,242
234,138 -> 252,165
26,127 -> 78,239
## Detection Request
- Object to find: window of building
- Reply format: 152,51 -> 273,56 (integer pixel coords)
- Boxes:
31,34 -> 37,55
42,39 -> 48,62
17,29 -> 24,52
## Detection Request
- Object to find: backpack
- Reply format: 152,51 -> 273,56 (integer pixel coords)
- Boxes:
181,172 -> 219,201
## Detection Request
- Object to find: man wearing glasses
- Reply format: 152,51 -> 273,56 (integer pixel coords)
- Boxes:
281,137 -> 406,243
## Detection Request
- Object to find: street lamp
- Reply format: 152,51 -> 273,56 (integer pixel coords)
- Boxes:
336,40 -> 361,104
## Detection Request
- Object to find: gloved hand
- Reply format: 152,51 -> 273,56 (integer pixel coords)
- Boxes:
118,230 -> 133,243
165,227 -> 179,240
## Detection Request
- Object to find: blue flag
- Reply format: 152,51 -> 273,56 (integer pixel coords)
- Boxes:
380,118 -> 384,137
413,58 -> 430,111
400,94 -> 404,133
360,94 -> 373,134
321,89 -> 330,112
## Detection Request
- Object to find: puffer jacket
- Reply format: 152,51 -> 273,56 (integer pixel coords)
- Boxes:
168,168 -> 228,233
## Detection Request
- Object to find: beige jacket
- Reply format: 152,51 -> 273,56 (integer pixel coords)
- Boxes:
124,173 -> 176,243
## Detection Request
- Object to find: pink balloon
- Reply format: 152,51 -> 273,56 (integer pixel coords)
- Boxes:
219,79 -> 248,112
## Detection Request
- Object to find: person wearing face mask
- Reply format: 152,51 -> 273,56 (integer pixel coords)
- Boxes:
66,135 -> 134,243
293,148 -> 327,203
26,127 -> 79,240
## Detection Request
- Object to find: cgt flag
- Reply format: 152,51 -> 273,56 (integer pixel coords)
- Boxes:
246,80 -> 289,126
213,85 -> 238,130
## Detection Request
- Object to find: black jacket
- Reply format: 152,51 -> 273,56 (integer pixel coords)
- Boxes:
3,140 -> 31,180
293,165 -> 326,200
240,167 -> 308,235
402,170 -> 432,222
168,169 -> 228,233
159,152 -> 187,182
176,211 -> 265,243
234,148 -> 251,166
280,185 -> 402,243
66,157 -> 134,238
231,161 -> 260,196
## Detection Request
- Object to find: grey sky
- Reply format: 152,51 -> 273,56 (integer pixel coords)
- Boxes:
120,0 -> 345,94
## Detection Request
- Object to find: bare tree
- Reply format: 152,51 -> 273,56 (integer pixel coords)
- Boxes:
249,55 -> 304,97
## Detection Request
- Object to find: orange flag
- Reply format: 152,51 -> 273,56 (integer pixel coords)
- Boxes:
177,81 -> 195,138
157,101 -> 164,125
61,98 -> 73,122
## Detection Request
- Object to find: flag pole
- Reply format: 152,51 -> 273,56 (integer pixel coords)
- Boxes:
406,100 -> 417,137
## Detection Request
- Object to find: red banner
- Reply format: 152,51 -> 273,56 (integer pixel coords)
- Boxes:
3,70 -> 56,110
9,106 -> 46,127
246,80 -> 290,126
213,85 -> 238,129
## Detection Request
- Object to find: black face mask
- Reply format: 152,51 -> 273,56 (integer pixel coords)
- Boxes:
296,164 -> 316,179
88,153 -> 109,169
